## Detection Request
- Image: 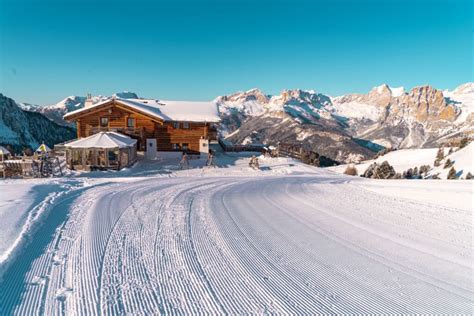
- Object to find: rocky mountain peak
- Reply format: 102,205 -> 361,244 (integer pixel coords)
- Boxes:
219,88 -> 269,104
372,84 -> 392,95
275,89 -> 331,107
366,84 -> 393,107
389,85 -> 456,122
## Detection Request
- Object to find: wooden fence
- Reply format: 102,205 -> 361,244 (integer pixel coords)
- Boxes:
2,156 -> 63,178
218,138 -> 265,153
277,143 -> 339,167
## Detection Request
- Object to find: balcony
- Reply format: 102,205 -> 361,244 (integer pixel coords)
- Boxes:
89,126 -> 145,138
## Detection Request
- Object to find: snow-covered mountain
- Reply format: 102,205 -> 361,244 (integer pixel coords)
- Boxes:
19,95 -> 107,127
217,88 -> 375,163
0,94 -> 76,153
333,83 -> 472,149
216,83 -> 473,162
9,84 -> 472,162
19,91 -> 138,127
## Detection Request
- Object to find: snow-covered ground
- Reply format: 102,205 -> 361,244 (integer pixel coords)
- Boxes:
0,151 -> 472,314
330,143 -> 473,179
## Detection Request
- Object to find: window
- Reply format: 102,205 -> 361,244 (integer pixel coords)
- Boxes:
182,122 -> 189,129
72,150 -> 83,165
100,117 -> 108,127
173,122 -> 180,129
182,143 -> 189,151
108,150 -> 117,161
127,118 -> 135,128
172,143 -> 180,150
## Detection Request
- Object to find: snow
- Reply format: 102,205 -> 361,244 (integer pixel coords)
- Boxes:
64,97 -> 221,123
430,142 -> 474,179
329,98 -> 382,121
219,99 -> 267,116
64,131 -> 137,149
0,151 -> 472,314
330,144 -> 473,179
444,83 -> 474,124
330,148 -> 440,174
376,84 -> 386,94
0,179 -> 83,265
390,86 -> 405,97
296,129 -> 314,141
154,99 -> 221,122
353,179 -> 471,211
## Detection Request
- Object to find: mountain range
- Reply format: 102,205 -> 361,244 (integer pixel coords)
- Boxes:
0,94 -> 76,153
1,84 -> 472,162
217,83 -> 473,162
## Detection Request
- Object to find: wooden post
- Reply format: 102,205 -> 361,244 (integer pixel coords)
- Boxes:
76,119 -> 82,138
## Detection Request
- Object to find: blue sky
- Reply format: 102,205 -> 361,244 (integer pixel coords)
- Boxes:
0,0 -> 472,105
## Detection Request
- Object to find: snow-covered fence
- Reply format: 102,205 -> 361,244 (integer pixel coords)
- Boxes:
1,156 -> 64,178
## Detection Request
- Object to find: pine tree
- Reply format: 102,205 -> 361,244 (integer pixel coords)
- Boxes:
466,172 -> 472,180
436,147 -> 444,160
444,159 -> 453,169
447,167 -> 457,179
459,137 -> 470,149
419,165 -> 430,175
376,161 -> 396,179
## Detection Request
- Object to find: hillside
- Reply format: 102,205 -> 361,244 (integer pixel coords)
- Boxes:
329,142 -> 473,179
0,94 -> 76,153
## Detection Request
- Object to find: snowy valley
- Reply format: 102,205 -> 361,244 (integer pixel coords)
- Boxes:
0,83 -> 473,314
0,151 -> 472,314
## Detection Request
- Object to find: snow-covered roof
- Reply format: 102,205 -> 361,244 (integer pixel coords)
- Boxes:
64,97 -> 220,123
64,132 -> 137,149
0,146 -> 11,155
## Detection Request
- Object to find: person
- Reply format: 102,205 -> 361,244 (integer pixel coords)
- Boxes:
180,152 -> 189,169
206,151 -> 215,167
249,155 -> 259,170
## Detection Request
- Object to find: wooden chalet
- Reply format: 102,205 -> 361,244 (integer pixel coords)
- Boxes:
64,96 -> 220,157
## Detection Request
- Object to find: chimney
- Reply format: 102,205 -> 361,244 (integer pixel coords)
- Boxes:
84,93 -> 93,108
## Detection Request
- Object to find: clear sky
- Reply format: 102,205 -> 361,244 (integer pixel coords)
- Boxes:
0,0 -> 472,105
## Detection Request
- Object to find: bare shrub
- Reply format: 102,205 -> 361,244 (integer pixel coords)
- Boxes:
344,165 -> 358,176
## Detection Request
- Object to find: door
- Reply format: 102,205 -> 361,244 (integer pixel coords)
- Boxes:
146,138 -> 157,159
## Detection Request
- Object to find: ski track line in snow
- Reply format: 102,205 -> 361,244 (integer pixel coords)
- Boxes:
263,179 -> 472,312
0,175 -> 472,315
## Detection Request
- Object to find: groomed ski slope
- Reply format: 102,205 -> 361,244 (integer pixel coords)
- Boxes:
0,158 -> 472,314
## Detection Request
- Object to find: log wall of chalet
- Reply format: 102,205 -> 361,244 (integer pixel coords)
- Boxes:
70,102 -> 213,153
155,122 -> 208,152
